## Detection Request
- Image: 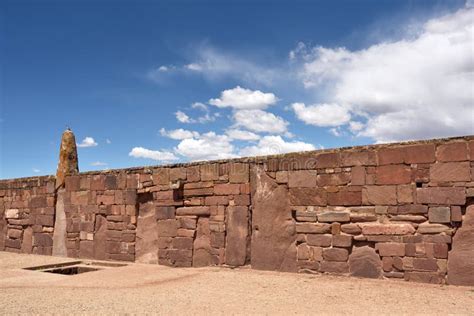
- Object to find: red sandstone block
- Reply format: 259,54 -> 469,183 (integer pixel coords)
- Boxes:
65,176 -> 81,191
351,166 -> 366,185
323,248 -> 349,262
307,234 -> 332,247
289,188 -> 327,206
319,261 -> 349,273
240,183 -> 251,195
451,206 -> 462,222
229,163 -> 249,183
205,196 -> 229,206
362,186 -> 397,205
97,194 -> 114,205
90,175 -> 106,191
29,196 -> 47,208
172,237 -> 194,250
376,242 -> 405,256
317,173 -> 351,186
378,147 -> 404,165
376,165 -> 412,185
152,168 -> 169,185
288,170 -> 317,188
176,206 -> 210,216
315,152 -> 340,168
214,183 -> 240,195
469,140 -> 474,160
327,190 -> 362,206
332,235 -> 352,247
430,162 -> 470,182
404,271 -> 442,284
397,204 -> 428,214
105,175 -> 118,190
361,223 -> 415,235
416,187 -> 466,205
433,243 -> 448,259
340,150 -> 376,166
200,164 -> 219,181
186,166 -> 200,182
157,219 -> 178,237
156,206 -> 175,220
397,185 -> 414,204
170,167 -> 187,182
234,194 -> 250,206
436,142 -> 468,162
183,188 -> 214,197
412,258 -> 438,272
405,144 -> 436,164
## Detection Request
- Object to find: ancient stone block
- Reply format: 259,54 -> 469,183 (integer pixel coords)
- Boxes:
214,183 -> 240,195
332,234 -> 352,247
170,167 -> 187,181
289,188 -> 327,206
376,242 -> 405,256
193,218 -> 213,267
288,170 -> 317,188
341,150 -> 376,166
234,194 -> 250,206
297,243 -> 311,260
451,206 -> 462,222
275,171 -> 288,183
397,204 -> 428,214
341,223 -> 361,235
186,166 -> 200,182
317,173 -> 351,187
318,211 -> 350,222
376,165 -> 412,185
349,246 -> 382,278
412,258 -> 438,272
327,190 -> 362,206
416,187 -> 466,205
397,185 -> 414,203
361,223 -> 415,235
315,152 -> 340,168
172,237 -> 193,250
176,206 -> 210,216
362,186 -> 397,205
250,165 -> 297,272
416,223 -> 451,234
436,142 -> 468,162
21,227 -> 33,253
428,207 -> 451,223
229,163 -> 249,183
296,223 -> 331,234
351,166 -> 366,185
447,205 -> 474,286
157,219 -> 178,237
205,196 -> 229,206
307,234 -> 332,247
323,248 -> 349,262
200,164 -> 219,181
430,162 -> 470,182
225,206 -> 248,266
155,206 -> 175,220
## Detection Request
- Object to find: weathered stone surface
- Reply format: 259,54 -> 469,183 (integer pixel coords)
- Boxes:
320,261 -> 349,273
362,186 -> 397,205
157,219 -> 178,237
229,163 -> 249,183
225,206 -> 248,266
317,173 -> 351,187
21,227 -> 33,253
5,209 -> 20,219
52,189 -> 67,257
289,188 -> 327,206
93,215 -> 107,260
417,223 -> 451,234
307,234 -> 332,247
428,207 -> 451,223
416,187 -> 466,205
361,223 -> 415,235
376,242 -> 405,256
332,234 -> 352,247
447,205 -> 474,286
436,142 -> 468,162
296,223 -> 331,234
176,206 -> 210,216
349,246 -> 382,279
288,170 -> 317,188
341,223 -> 361,235
430,162 -> 470,182
250,165 -> 297,272
376,165 -> 412,185
318,211 -> 350,223
56,128 -> 79,189
327,190 -> 362,206
193,218 -> 213,267
323,248 -> 348,262
136,200 -> 158,263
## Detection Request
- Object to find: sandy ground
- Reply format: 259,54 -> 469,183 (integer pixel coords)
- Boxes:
0,252 -> 473,315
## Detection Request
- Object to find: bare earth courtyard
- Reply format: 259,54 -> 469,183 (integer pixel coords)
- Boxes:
0,252 -> 472,315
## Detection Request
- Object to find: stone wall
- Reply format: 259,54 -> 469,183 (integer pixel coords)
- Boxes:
1,136 -> 473,285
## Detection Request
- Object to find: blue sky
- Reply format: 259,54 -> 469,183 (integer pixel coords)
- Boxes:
1,0 -> 473,179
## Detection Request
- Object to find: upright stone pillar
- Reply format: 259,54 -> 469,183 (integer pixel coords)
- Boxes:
52,128 -> 79,257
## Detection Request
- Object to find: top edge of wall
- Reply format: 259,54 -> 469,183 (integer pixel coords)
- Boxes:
1,134 -> 473,183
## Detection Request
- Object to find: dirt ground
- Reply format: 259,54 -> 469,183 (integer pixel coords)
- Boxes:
0,252 -> 472,315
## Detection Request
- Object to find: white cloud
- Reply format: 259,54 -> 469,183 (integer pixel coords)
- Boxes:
239,135 -> 315,156
77,137 -> 98,148
175,111 -> 192,123
349,121 -> 364,133
233,109 -> 289,134
129,147 -> 178,161
209,86 -> 278,110
294,6 -> 474,142
160,128 -> 199,140
292,102 -> 351,127
158,66 -> 169,72
106,139 -> 112,144
225,129 -> 261,141
174,132 -> 236,161
186,63 -> 203,71
191,102 -> 208,111
91,161 -> 108,167
32,168 -> 40,173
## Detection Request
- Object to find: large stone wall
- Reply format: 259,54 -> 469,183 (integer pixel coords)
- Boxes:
1,136 -> 473,285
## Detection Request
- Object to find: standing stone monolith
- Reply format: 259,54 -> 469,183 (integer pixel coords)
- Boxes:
55,128 -> 79,189
53,128 -> 79,257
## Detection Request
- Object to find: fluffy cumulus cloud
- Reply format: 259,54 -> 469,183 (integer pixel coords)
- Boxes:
175,111 -> 191,123
209,86 -> 278,110
160,128 -> 199,140
239,135 -> 315,157
292,6 -> 474,142
174,132 -> 236,161
225,129 -> 261,141
233,109 -> 289,134
129,147 -> 178,161
292,102 -> 351,127
77,137 -> 98,148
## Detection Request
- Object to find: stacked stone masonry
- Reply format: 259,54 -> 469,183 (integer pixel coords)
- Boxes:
1,136 -> 473,286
